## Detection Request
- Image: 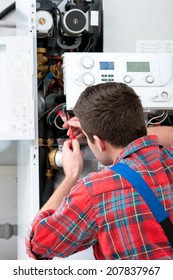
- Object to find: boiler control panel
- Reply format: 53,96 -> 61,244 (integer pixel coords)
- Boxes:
63,52 -> 173,110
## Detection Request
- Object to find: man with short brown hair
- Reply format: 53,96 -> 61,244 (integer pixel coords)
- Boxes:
26,82 -> 173,260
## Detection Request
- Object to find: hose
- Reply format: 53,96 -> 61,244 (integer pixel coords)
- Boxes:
0,3 -> 16,20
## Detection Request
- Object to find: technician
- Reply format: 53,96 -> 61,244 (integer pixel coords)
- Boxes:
26,82 -> 173,260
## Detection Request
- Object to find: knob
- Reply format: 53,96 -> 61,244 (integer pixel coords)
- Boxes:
82,73 -> 95,86
124,75 -> 132,84
146,75 -> 154,84
81,57 -> 94,69
161,91 -> 168,100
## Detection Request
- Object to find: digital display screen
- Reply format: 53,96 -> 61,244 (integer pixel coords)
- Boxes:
127,62 -> 150,72
100,61 -> 114,70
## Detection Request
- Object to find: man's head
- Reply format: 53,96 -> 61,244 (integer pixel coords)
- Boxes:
74,82 -> 147,149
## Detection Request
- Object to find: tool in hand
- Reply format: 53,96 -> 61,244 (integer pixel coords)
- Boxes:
66,113 -> 75,149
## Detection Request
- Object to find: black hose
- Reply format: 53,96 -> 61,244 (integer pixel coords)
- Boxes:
42,178 -> 55,206
0,2 -> 16,20
39,146 -> 47,208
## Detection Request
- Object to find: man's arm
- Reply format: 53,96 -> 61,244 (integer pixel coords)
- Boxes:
26,139 -> 97,260
147,126 -> 173,147
40,138 -> 83,212
40,175 -> 79,212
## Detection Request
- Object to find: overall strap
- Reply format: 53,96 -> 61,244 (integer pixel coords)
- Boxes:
109,162 -> 173,247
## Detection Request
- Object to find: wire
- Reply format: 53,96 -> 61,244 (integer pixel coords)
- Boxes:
38,108 -> 54,121
39,103 -> 67,136
46,103 -> 66,129
0,2 -> 15,20
146,111 -> 168,126
53,114 -> 66,130
47,103 -> 66,121
84,36 -> 92,52
84,37 -> 95,52
56,7 -> 61,17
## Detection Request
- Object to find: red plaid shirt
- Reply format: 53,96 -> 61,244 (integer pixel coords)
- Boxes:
26,135 -> 173,260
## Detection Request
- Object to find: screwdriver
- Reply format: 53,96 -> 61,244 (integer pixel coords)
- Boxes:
67,113 -> 75,149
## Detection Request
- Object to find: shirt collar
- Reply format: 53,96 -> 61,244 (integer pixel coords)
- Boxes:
114,135 -> 159,163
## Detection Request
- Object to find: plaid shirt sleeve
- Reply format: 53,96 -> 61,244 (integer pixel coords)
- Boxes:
25,180 -> 98,260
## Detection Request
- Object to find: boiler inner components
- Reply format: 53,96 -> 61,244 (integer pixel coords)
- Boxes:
36,10 -> 54,38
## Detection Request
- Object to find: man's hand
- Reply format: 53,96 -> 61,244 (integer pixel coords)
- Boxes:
62,138 -> 84,180
39,138 -> 83,213
63,117 -> 85,140
147,125 -> 173,148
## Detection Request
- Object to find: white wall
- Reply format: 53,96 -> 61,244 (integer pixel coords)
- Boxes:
103,0 -> 173,52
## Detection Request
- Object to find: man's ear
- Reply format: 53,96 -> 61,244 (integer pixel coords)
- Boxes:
93,135 -> 106,152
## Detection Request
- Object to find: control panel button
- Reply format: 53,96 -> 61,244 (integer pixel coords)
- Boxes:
81,57 -> 94,69
150,91 -> 159,100
146,75 -> 154,84
161,91 -> 168,100
101,79 -> 108,81
82,73 -> 95,85
124,75 -> 132,84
